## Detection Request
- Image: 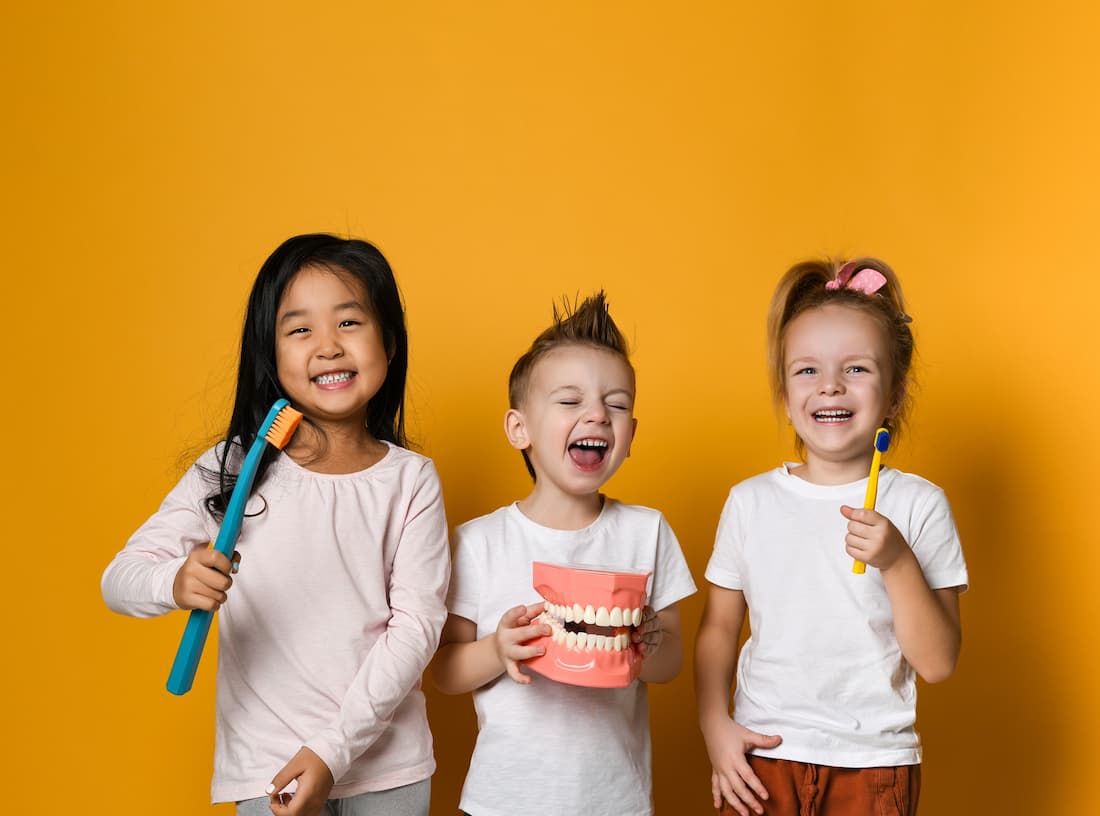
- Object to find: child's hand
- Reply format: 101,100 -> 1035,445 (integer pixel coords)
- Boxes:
632,605 -> 663,657
493,603 -> 549,684
267,746 -> 334,816
703,718 -> 781,815
840,506 -> 911,572
171,547 -> 239,611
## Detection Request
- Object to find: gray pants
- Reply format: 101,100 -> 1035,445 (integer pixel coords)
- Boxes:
236,778 -> 430,816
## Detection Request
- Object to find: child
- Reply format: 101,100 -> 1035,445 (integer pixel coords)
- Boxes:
431,292 -> 697,816
101,234 -> 450,816
695,258 -> 968,816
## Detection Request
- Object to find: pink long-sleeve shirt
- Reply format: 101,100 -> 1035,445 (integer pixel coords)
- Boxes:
102,442 -> 450,803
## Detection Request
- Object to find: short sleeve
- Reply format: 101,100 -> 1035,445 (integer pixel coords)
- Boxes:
911,487 -> 969,592
704,488 -> 743,590
648,513 -> 697,612
447,522 -> 485,623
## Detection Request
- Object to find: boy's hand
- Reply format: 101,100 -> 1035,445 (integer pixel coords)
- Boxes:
840,506 -> 911,572
267,746 -> 334,816
703,717 -> 781,815
632,605 -> 663,657
494,603 -> 549,684
171,547 -> 239,611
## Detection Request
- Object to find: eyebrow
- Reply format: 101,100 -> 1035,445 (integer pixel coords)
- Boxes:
278,301 -> 367,324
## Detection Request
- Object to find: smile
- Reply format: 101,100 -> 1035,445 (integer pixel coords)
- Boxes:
313,371 -> 355,385
525,561 -> 650,688
813,409 -> 852,423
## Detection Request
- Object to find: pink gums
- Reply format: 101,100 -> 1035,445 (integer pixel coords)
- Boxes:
524,561 -> 651,688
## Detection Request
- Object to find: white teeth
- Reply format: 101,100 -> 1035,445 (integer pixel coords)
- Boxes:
595,607 -> 610,627
572,603 -> 584,622
566,632 -> 577,650
595,635 -> 608,651
813,409 -> 851,423
564,604 -> 574,623
583,605 -> 596,625
573,439 -> 608,448
632,608 -> 643,626
314,372 -> 352,385
554,628 -> 565,644
613,634 -> 624,652
610,607 -> 623,627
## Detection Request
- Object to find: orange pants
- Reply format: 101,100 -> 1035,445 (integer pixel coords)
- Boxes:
719,756 -> 921,816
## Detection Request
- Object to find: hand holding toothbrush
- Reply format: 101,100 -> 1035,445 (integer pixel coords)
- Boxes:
839,506 -> 910,573
171,547 -> 240,611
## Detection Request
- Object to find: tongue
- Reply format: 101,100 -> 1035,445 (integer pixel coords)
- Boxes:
569,446 -> 603,468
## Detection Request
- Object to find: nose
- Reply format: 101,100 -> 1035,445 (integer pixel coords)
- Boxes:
314,328 -> 344,359
818,373 -> 844,396
583,401 -> 610,424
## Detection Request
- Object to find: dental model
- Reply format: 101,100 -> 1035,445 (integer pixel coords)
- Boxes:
525,561 -> 651,688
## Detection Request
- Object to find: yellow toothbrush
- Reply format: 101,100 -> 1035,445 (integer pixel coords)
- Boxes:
853,427 -> 891,574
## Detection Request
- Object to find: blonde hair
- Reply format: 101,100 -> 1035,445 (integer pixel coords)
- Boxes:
508,291 -> 632,479
766,257 -> 915,451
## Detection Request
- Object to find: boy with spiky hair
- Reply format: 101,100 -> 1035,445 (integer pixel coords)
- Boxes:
433,292 -> 696,816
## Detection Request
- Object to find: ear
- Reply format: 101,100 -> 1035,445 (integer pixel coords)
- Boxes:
504,408 -> 530,451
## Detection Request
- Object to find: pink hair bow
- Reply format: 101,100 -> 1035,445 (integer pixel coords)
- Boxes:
826,262 -> 887,295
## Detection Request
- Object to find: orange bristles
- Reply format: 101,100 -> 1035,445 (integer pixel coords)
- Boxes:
264,405 -> 303,449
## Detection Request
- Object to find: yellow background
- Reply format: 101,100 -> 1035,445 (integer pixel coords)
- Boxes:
4,3 -> 1097,813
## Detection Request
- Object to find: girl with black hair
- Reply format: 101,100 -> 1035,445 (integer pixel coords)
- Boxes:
103,234 -> 449,816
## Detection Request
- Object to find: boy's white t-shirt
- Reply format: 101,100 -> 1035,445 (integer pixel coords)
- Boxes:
704,465 -> 968,768
448,499 -> 697,816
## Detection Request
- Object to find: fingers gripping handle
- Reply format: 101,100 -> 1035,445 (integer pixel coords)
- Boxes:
166,608 -> 215,695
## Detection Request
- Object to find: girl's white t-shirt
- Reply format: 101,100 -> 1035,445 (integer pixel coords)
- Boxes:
705,465 -> 968,767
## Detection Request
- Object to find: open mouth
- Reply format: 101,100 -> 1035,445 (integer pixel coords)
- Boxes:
568,438 -> 609,470
525,561 -> 650,688
813,409 -> 852,423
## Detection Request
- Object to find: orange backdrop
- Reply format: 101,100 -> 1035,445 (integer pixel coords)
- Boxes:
5,3 -> 1097,814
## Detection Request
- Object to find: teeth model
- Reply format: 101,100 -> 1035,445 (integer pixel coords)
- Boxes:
524,562 -> 652,689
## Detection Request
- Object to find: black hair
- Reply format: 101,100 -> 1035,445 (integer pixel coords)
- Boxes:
203,233 -> 409,519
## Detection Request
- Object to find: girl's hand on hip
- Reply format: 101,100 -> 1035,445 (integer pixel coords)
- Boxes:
703,717 -> 781,815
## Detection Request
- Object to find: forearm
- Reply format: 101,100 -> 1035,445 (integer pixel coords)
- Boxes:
695,623 -> 739,734
101,551 -> 185,617
638,629 -> 682,683
431,634 -> 506,695
882,552 -> 961,683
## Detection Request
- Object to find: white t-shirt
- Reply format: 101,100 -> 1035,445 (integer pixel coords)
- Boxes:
704,465 -> 968,768
448,499 -> 697,816
102,443 -> 450,803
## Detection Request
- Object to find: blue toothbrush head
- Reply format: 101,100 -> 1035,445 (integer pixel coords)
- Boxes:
874,428 -> 891,453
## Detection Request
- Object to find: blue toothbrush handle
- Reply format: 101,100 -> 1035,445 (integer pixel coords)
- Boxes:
166,607 -> 216,695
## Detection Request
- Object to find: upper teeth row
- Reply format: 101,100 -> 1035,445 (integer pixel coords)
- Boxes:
573,439 -> 608,448
544,603 -> 643,627
315,372 -> 352,384
815,409 -> 850,417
